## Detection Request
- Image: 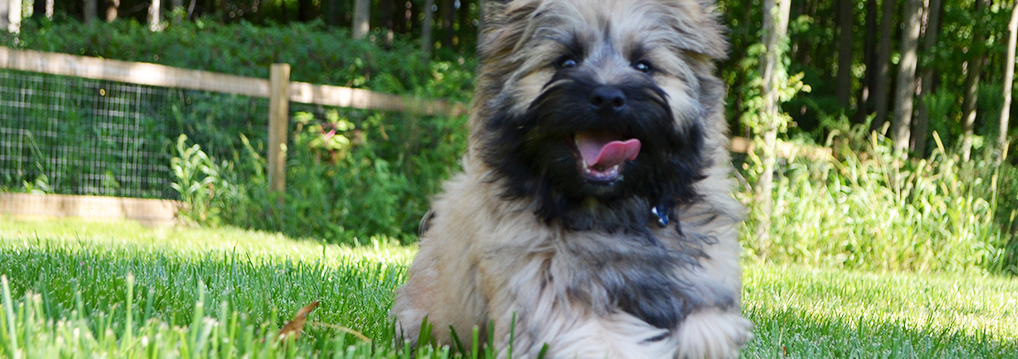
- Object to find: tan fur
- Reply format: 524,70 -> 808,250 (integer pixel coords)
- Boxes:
392,0 -> 751,357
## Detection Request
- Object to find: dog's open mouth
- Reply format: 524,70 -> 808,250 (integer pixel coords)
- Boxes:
572,131 -> 641,182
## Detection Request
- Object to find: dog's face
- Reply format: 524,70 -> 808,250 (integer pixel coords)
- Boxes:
472,0 -> 728,232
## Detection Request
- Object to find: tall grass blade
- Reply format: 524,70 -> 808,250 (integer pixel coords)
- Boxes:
1,276 -> 19,359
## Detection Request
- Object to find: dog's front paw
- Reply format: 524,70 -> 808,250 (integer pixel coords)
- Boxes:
673,309 -> 753,359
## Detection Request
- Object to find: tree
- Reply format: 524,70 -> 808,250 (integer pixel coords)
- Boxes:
379,0 -> 395,43
961,0 -> 990,161
83,0 -> 97,23
891,0 -> 923,155
441,0 -> 456,49
835,0 -> 854,107
0,0 -> 7,30
149,0 -> 161,31
912,0 -> 944,157
321,0 -> 342,27
352,0 -> 370,39
298,0 -> 314,22
856,0 -> 879,123
421,0 -> 435,56
872,0 -> 896,130
170,0 -> 183,23
754,0 -> 792,245
999,3 -> 1018,164
33,0 -> 53,20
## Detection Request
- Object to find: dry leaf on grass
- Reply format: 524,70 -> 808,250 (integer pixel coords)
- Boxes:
276,301 -> 320,341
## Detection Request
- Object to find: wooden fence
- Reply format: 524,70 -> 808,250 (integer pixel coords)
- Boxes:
0,46 -> 466,195
0,46 -> 829,223
0,46 -> 465,223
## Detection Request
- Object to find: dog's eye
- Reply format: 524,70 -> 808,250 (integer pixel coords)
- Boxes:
633,60 -> 653,73
558,57 -> 578,69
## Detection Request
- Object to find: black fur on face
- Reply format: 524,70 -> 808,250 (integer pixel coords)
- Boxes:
480,66 -> 706,233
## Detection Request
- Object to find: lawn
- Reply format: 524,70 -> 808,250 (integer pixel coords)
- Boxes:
0,217 -> 1015,358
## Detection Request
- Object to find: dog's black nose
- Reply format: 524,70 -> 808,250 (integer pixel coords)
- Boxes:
590,86 -> 627,113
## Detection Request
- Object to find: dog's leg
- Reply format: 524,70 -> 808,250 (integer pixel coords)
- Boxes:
479,249 -> 679,359
672,308 -> 754,359
392,238 -> 489,349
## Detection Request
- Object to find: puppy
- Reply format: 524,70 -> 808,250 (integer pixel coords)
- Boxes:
392,0 -> 752,357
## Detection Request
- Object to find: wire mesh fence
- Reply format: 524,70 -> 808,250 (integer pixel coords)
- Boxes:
0,68 -> 270,199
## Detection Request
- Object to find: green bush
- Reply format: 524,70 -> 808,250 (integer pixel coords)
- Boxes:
210,108 -> 468,245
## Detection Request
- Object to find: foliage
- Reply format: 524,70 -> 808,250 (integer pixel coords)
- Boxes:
203,106 -> 469,245
1,219 -> 1016,358
170,134 -> 239,226
740,117 -> 1018,275
2,19 -> 469,95
3,20 -> 474,245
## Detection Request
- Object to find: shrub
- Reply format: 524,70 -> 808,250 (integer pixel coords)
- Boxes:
207,107 -> 468,245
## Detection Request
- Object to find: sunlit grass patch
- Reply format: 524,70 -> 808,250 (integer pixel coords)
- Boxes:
0,218 -> 418,358
1,218 -> 1016,358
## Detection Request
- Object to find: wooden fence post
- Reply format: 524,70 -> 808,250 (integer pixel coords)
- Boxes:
268,63 -> 290,195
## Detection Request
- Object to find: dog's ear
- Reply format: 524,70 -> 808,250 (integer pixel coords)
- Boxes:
478,0 -> 539,54
476,0 -> 541,77
660,0 -> 729,59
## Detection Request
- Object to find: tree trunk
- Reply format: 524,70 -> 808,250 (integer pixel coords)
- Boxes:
0,0 -> 8,30
320,0 -> 340,26
961,0 -> 989,161
912,0 -> 943,157
7,0 -> 16,32
873,0 -> 895,131
149,0 -> 160,30
379,0 -> 394,43
998,4 -> 1018,165
83,0 -> 96,23
459,0 -> 473,45
891,0 -> 923,155
298,0 -> 313,22
33,0 -> 53,19
440,0 -> 455,49
856,0 -> 878,123
410,0 -> 421,37
185,0 -> 196,20
352,0 -> 370,39
421,0 -> 435,57
835,0 -> 854,107
394,0 -> 406,34
754,0 -> 792,248
170,0 -> 182,23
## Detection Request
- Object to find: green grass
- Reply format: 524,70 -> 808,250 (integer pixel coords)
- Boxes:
0,218 -> 1016,358
743,266 -> 1018,357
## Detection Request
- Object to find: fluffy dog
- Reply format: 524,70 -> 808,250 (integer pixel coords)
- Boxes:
392,0 -> 752,357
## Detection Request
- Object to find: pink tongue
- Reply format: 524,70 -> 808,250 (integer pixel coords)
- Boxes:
575,133 -> 641,168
